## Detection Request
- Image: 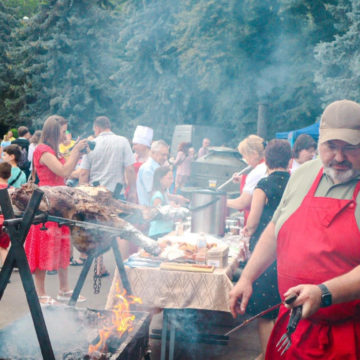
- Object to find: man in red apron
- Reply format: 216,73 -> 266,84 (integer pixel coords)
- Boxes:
229,99 -> 360,359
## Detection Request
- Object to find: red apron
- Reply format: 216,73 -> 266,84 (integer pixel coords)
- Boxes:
266,168 -> 360,360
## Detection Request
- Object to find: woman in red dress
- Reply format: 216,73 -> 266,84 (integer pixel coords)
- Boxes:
25,115 -> 88,305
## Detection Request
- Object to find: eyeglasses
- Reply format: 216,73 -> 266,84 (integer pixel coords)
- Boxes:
321,142 -> 360,156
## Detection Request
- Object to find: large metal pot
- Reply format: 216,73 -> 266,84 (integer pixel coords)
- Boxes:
190,188 -> 227,236
189,147 -> 247,192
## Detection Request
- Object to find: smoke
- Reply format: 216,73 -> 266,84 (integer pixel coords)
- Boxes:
0,306 -> 91,359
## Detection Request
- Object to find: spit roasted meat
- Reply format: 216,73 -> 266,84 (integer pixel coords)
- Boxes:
11,183 -> 162,256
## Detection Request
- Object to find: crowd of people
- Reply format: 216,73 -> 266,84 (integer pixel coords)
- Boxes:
0,98 -> 359,359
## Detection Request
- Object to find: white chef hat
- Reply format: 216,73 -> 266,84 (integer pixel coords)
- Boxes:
132,125 -> 154,147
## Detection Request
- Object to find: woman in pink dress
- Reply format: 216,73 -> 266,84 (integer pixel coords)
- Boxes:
173,142 -> 193,190
25,115 -> 88,305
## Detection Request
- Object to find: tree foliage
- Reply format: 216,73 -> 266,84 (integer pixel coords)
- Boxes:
0,1 -> 18,124
3,0 -> 47,18
0,0 -> 352,142
315,0 -> 358,107
6,0 -> 121,134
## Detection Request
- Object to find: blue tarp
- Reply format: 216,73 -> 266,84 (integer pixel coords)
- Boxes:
276,122 -> 319,146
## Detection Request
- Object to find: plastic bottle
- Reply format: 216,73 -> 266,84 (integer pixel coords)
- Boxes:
196,232 -> 207,265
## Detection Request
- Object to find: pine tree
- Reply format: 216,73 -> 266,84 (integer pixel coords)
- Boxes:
315,0 -> 358,106
112,0 -> 344,142
6,0 -> 121,134
0,0 -> 18,125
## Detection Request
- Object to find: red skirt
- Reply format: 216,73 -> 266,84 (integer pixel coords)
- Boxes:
25,222 -> 70,272
0,231 -> 10,249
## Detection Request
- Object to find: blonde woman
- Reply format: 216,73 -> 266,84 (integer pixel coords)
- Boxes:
227,135 -> 267,219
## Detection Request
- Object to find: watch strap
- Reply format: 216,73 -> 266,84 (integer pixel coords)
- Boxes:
318,283 -> 332,308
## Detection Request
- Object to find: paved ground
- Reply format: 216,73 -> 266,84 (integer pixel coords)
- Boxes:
0,249 -> 261,360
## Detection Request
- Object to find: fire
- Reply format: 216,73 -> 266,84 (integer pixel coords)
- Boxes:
89,282 -> 142,354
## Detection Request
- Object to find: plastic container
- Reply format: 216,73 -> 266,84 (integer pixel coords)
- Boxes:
196,232 -> 207,265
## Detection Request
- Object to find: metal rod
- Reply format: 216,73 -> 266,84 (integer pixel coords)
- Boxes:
47,215 -> 127,236
217,165 -> 252,190
160,310 -> 169,360
225,293 -> 298,336
3,213 -> 47,227
68,256 -> 95,307
112,238 -> 132,295
169,313 -> 176,360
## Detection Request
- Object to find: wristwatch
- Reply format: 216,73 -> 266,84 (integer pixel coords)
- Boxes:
318,284 -> 332,308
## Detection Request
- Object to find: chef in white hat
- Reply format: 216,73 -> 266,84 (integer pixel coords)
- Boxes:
132,125 -> 154,175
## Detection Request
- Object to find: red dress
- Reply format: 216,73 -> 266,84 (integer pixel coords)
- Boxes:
25,144 -> 70,272
265,169 -> 360,359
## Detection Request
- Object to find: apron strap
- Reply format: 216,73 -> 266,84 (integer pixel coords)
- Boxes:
308,168 -> 324,197
352,180 -> 360,201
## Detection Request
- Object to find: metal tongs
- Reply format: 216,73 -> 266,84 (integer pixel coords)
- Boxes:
276,300 -> 302,355
225,293 -> 298,336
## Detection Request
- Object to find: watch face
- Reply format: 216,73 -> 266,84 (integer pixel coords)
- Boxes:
323,295 -> 332,307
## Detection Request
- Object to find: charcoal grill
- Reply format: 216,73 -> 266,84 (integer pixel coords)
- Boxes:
0,306 -> 151,360
0,188 -> 151,360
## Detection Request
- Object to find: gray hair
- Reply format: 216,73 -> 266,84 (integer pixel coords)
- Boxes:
151,140 -> 169,152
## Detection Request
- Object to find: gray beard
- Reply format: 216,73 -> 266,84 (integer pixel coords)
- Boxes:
323,166 -> 360,183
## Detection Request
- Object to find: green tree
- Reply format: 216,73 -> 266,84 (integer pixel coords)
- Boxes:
113,0 -> 343,142
6,0 -> 121,134
3,0 -> 48,18
264,0 -> 343,133
0,0 -> 18,125
315,0 -> 357,106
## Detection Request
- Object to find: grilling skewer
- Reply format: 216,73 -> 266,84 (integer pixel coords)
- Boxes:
225,293 -> 298,336
217,165 -> 252,190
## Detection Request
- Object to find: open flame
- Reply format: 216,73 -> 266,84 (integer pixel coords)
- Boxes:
89,282 -> 142,354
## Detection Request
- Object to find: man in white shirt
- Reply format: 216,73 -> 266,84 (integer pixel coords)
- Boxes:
137,140 -> 188,206
79,116 -> 136,202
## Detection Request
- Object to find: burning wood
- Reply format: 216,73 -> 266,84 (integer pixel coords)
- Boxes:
88,282 -> 142,358
11,183 -> 163,256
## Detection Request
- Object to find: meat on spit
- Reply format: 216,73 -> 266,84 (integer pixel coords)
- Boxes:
11,183 -> 188,256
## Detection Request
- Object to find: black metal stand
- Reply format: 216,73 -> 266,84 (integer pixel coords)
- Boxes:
69,237 -> 132,306
0,187 -> 134,360
0,189 -> 56,360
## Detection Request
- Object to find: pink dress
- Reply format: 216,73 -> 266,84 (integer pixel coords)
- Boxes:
25,144 -> 70,272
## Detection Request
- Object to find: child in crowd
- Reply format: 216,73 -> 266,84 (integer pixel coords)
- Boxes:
148,166 -> 175,240
0,162 -> 13,267
3,145 -> 26,188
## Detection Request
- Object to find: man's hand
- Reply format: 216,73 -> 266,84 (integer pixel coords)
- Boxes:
229,276 -> 253,318
284,284 -> 322,319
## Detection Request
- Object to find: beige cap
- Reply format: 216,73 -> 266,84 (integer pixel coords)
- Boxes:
320,100 -> 360,145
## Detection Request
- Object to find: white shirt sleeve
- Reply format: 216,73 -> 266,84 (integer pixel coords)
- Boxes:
28,144 -> 35,162
242,162 -> 267,195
